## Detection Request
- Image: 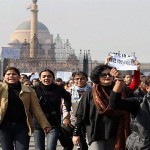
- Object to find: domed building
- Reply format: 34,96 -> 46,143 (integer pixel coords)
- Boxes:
2,0 -> 91,77
9,20 -> 53,46
7,19 -> 56,73
9,20 -> 54,60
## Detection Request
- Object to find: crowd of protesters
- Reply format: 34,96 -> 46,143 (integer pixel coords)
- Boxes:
1,56 -> 150,150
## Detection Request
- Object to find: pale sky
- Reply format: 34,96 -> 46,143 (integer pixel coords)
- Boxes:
0,0 -> 150,63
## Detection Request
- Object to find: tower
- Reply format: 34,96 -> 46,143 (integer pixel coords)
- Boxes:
30,0 -> 38,57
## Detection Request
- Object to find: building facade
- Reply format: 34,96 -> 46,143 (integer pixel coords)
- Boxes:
2,0 -> 92,77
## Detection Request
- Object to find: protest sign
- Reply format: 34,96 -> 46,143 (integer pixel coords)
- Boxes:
108,52 -> 137,70
1,47 -> 20,59
56,71 -> 72,82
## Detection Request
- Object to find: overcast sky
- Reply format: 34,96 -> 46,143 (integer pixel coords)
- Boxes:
0,0 -> 150,63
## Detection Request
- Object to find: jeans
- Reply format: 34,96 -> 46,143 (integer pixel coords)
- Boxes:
89,138 -> 116,150
33,128 -> 60,150
0,122 -> 30,150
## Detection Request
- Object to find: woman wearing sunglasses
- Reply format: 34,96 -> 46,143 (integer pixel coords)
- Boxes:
72,64 -> 120,150
72,62 -> 141,150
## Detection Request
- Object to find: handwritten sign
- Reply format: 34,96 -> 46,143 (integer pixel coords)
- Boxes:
0,47 -> 20,59
108,52 -> 137,70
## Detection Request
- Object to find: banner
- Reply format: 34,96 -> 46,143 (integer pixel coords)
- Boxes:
0,47 -> 20,59
108,52 -> 137,70
56,71 -> 72,82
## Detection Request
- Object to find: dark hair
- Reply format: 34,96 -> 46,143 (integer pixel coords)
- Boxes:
23,79 -> 32,85
39,69 -> 55,78
122,71 -> 132,78
3,67 -> 20,76
55,78 -> 63,82
145,75 -> 150,86
20,74 -> 28,79
90,64 -> 112,84
31,78 -> 39,82
140,75 -> 146,83
72,71 -> 88,79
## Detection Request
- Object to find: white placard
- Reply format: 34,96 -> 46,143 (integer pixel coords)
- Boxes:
108,52 -> 137,70
56,71 -> 72,82
1,47 -> 20,59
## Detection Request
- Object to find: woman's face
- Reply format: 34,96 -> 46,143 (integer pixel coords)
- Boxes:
73,74 -> 87,88
3,69 -> 20,84
99,68 -> 113,86
39,71 -> 54,85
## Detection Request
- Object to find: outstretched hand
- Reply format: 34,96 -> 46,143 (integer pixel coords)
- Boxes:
104,55 -> 112,64
134,60 -> 140,70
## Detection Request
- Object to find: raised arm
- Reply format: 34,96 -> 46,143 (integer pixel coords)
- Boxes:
129,60 -> 140,91
109,68 -> 141,116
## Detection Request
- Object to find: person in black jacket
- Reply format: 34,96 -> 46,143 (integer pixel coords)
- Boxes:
110,70 -> 150,150
72,65 -> 122,150
32,69 -> 72,150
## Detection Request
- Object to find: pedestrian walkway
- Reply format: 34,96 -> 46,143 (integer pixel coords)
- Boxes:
0,136 -> 79,150
29,136 -> 63,150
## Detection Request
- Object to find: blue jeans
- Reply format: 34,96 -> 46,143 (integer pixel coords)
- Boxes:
33,128 -> 60,150
0,122 -> 30,150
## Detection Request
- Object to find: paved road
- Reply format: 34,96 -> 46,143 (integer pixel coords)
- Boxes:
29,136 -> 79,150
29,136 -> 62,150
0,136 -> 79,150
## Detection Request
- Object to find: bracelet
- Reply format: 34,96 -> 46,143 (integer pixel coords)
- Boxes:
115,77 -> 124,81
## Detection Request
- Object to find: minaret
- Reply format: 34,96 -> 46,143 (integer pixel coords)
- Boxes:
30,0 -> 38,58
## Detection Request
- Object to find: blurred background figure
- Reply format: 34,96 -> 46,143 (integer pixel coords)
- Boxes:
31,78 -> 40,86
55,78 -> 65,87
20,74 -> 29,84
23,79 -> 33,87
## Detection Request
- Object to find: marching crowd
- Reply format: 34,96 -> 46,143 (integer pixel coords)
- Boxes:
0,57 -> 150,150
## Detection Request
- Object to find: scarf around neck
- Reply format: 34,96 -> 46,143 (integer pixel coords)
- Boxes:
71,84 -> 91,100
92,83 -> 123,116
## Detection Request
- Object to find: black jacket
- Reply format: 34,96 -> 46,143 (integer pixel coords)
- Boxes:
32,82 -> 71,129
110,91 -> 150,134
73,87 -> 120,145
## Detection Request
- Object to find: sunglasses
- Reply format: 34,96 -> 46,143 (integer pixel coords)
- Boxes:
99,73 -> 113,78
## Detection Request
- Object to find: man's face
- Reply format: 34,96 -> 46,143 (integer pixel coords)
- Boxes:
20,75 -> 28,83
73,75 -> 87,88
124,74 -> 132,86
140,81 -> 147,91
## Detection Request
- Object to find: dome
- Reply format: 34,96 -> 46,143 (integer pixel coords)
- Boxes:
10,39 -> 20,44
9,20 -> 53,45
16,20 -> 49,32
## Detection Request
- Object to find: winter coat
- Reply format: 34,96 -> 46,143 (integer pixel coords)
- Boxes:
0,82 -> 51,136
